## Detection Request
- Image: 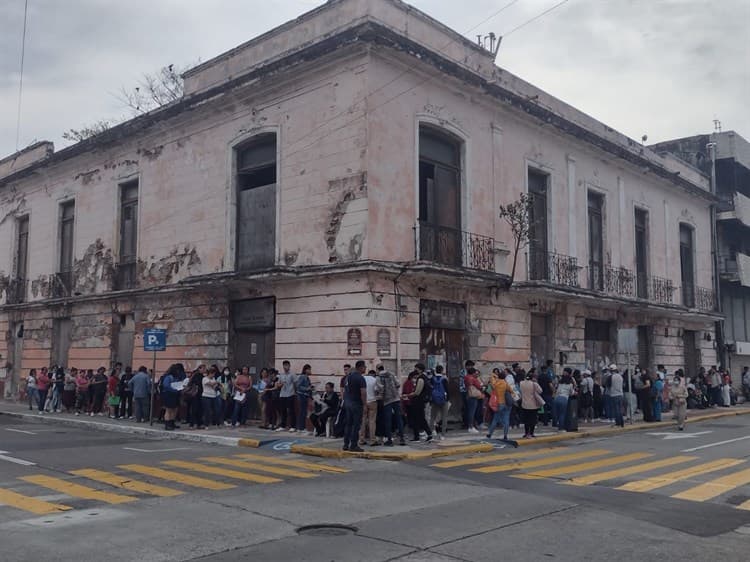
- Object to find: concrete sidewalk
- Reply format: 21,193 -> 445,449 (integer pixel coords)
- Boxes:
3,399 -> 749,460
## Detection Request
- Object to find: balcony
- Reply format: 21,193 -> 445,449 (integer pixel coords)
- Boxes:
682,283 -> 717,311
113,262 -> 138,291
51,271 -> 74,298
647,276 -> 676,305
5,278 -> 27,304
417,222 -> 495,272
720,252 -> 750,287
717,192 -> 750,228
528,251 -> 581,288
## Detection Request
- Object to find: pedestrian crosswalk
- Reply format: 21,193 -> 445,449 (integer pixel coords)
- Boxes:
430,447 -> 750,511
0,454 -> 350,516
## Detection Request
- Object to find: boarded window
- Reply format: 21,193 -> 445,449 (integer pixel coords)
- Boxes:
528,170 -> 549,280
236,134 -> 277,271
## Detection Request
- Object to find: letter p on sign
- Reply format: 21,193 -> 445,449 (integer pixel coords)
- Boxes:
143,329 -> 167,352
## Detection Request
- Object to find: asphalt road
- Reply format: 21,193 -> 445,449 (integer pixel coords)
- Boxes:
0,412 -> 749,561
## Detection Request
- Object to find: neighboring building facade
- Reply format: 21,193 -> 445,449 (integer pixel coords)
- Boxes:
0,0 -> 719,399
654,131 -> 750,373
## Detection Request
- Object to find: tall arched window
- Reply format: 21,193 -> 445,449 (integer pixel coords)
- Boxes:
236,133 -> 277,270
679,223 -> 695,307
418,125 -> 462,266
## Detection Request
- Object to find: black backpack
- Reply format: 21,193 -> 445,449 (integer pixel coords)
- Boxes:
419,374 -> 433,402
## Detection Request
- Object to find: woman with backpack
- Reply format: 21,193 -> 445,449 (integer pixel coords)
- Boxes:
404,364 -> 433,442
429,365 -> 450,440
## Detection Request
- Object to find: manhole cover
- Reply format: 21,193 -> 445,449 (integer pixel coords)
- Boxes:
296,524 -> 357,537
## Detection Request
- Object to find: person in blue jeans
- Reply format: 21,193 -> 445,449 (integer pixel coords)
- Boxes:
342,360 -> 367,452
553,368 -> 575,430
486,370 -> 512,440
296,364 -> 313,432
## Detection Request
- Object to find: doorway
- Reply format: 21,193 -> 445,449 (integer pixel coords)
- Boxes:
683,330 -> 699,379
231,298 -> 275,377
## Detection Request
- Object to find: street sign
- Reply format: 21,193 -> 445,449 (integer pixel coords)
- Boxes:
143,329 -> 167,352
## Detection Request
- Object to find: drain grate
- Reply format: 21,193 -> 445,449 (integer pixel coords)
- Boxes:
296,524 -> 358,537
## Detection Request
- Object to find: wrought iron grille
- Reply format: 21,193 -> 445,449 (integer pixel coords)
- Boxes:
603,265 -> 636,298
5,278 -> 27,304
418,222 -> 494,272
51,271 -> 73,298
528,251 -> 581,288
696,286 -> 716,311
649,276 -> 675,304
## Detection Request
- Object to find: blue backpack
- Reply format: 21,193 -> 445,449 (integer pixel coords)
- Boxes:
431,375 -> 447,405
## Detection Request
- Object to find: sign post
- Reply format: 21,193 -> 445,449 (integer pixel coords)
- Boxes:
144,328 -> 167,426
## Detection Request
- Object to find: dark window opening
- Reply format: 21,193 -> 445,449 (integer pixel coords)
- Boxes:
680,223 -> 695,307
12,216 -> 29,303
418,126 -> 462,266
634,208 -> 649,299
56,201 -> 75,297
528,170 -> 549,280
116,181 -> 139,290
588,192 -> 604,290
236,134 -> 277,271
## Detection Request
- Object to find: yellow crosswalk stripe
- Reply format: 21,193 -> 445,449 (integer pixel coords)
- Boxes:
0,487 -> 72,515
618,458 -> 745,493
672,467 -> 750,502
162,460 -> 282,484
20,475 -> 136,504
119,464 -> 235,491
513,453 -> 653,480
201,457 -> 318,479
471,449 -> 611,474
235,454 -> 350,474
738,498 -> 750,511
70,469 -> 184,497
432,447 -> 563,469
565,456 -> 696,486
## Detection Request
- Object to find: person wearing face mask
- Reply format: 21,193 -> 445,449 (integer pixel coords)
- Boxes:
670,370 -> 688,431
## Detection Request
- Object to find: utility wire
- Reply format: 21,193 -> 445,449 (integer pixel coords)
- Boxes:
502,0 -> 570,38
15,0 -> 30,152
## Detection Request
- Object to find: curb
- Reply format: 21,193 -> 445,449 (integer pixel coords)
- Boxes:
289,442 -> 494,461
0,409 -> 260,448
515,407 -> 750,446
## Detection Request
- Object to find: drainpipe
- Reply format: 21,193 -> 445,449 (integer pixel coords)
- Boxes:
707,140 -> 724,368
393,268 -> 407,377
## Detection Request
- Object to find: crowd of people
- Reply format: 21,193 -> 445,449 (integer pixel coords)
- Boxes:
19,358 -> 750,445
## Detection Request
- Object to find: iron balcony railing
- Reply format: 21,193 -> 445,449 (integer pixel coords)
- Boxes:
417,222 -> 495,272
695,285 -> 717,311
588,264 -> 636,298
528,250 -> 581,288
113,262 -> 138,291
51,271 -> 74,298
5,278 -> 27,304
648,276 -> 676,305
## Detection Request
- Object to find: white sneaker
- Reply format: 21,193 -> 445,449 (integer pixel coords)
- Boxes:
288,428 -> 297,433
274,427 -> 285,432
75,412 -> 80,416
439,434 -> 445,441
468,427 -> 479,434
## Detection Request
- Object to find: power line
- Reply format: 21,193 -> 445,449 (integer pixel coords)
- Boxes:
502,0 -> 570,38
15,0 -> 30,152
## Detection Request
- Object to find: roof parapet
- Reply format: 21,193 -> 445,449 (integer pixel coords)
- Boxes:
0,141 -> 54,181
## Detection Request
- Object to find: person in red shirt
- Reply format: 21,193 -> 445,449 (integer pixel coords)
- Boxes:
108,370 -> 121,419
35,368 -> 51,414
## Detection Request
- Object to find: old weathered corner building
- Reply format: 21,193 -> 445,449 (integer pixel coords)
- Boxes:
0,0 -> 719,397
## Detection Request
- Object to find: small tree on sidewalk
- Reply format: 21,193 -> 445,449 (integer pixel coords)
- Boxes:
498,193 -> 534,286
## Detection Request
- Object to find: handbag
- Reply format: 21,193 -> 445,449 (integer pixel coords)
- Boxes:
468,385 -> 482,399
488,392 -> 499,412
183,383 -> 199,399
108,395 -> 121,406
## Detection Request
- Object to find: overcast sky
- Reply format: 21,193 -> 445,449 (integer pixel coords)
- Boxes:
1,0 -> 748,158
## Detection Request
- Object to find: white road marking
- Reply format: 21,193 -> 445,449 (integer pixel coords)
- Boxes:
681,435 -> 750,453
646,431 -> 712,440
5,428 -> 37,435
0,450 -> 36,466
122,447 -> 191,453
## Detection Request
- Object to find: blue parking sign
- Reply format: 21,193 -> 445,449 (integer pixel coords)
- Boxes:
143,328 -> 167,352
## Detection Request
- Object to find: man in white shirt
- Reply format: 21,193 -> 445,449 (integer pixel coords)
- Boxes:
359,369 -> 379,446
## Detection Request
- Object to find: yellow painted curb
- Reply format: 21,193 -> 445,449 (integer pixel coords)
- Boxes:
516,407 -> 750,446
238,438 -> 261,448
289,442 -> 493,461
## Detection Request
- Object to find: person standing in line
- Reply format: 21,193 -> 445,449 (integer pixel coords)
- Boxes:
201,365 -> 220,429
670,370 -> 688,430
108,368 -> 121,419
553,368 -> 575,431
128,366 -> 152,423
459,360 -> 474,430
63,368 -> 77,413
339,364 -> 352,396
429,365 -> 451,440
186,366 -> 205,429
359,369 -> 379,446
35,368 -> 50,414
721,371 -> 732,407
579,369 -> 594,423
539,359 -> 556,426
640,370 -> 654,422
50,367 -> 65,413
608,365 -> 625,428
26,369 -> 39,411
342,360 -> 367,452
255,369 -> 269,423
74,369 -> 90,416
652,373 -> 664,422
231,367 -> 251,428
376,365 -> 406,446
464,368 -> 483,434
519,371 -> 544,438
160,365 -> 181,430
276,360 -> 297,432
742,366 -> 750,401
405,363 -> 434,443
296,364 -> 313,434
486,370 -> 511,440
119,367 -> 134,420
708,367 -> 722,407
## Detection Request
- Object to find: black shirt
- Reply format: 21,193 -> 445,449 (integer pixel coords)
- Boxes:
344,372 -> 366,405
